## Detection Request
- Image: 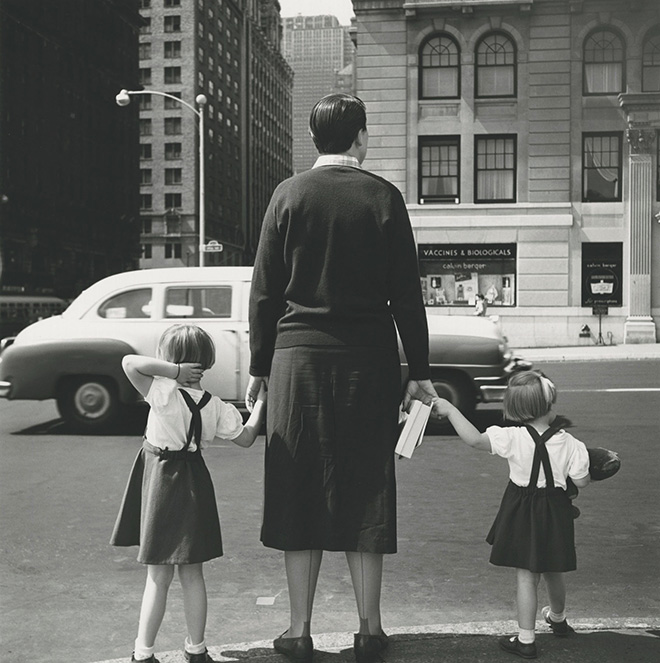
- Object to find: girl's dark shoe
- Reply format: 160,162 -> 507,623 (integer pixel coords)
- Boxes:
184,649 -> 216,663
498,635 -> 538,659
131,656 -> 160,663
353,631 -> 389,663
542,606 -> 575,636
273,632 -> 313,663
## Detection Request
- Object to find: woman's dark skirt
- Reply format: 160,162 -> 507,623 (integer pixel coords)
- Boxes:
262,345 -> 401,554
110,441 -> 223,565
486,480 -> 576,573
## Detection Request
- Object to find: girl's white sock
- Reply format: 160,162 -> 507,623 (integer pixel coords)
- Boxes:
549,609 -> 566,623
133,639 -> 154,660
518,628 -> 536,644
185,636 -> 207,655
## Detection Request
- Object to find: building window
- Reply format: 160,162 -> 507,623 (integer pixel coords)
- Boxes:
140,169 -> 152,185
138,94 -> 152,111
140,17 -> 151,34
582,133 -> 622,202
164,15 -> 181,33
165,142 -> 182,159
139,119 -> 152,136
139,43 -> 151,60
583,29 -> 625,95
476,32 -> 516,98
475,135 -> 516,203
419,34 -> 460,99
139,68 -> 152,85
165,243 -> 182,259
164,92 -> 181,109
642,27 -> 660,92
164,66 -> 181,84
165,168 -> 182,185
657,131 -> 660,201
164,41 -> 181,58
164,117 -> 182,135
143,219 -> 152,234
165,193 -> 182,209
140,0 -> 150,8
140,194 -> 152,210
140,143 -> 152,160
418,136 -> 460,203
164,0 -> 181,6
142,244 -> 152,260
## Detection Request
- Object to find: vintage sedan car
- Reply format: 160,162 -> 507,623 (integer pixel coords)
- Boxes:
0,267 -> 530,432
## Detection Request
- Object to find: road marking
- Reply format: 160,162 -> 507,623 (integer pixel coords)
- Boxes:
563,387 -> 660,393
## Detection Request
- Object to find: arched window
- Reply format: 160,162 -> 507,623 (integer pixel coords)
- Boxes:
583,29 -> 625,95
475,32 -> 516,98
642,27 -> 660,92
420,34 -> 460,99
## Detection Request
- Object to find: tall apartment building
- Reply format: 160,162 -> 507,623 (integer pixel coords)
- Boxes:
281,15 -> 356,173
352,0 -> 660,346
136,0 -> 292,268
0,0 -> 142,298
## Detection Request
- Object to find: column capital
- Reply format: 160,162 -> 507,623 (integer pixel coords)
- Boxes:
626,128 -> 657,155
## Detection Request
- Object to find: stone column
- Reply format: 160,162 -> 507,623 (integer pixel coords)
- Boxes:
618,92 -> 660,344
623,128 -> 656,343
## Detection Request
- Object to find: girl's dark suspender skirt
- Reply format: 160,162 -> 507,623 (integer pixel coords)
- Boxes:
486,426 -> 577,573
110,390 -> 224,565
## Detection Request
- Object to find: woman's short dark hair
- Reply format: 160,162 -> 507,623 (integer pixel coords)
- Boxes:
309,93 -> 367,155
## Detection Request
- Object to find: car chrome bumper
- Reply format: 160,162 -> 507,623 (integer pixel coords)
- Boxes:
478,355 -> 532,403
0,381 -> 11,398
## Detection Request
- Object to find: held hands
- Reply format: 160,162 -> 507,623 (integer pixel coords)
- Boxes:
402,379 -> 438,412
175,362 -> 204,386
430,396 -> 454,419
245,375 -> 268,412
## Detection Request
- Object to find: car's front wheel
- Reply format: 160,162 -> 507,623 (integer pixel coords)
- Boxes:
56,376 -> 121,432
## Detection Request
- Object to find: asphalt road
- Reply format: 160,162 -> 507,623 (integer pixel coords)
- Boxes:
0,360 -> 658,663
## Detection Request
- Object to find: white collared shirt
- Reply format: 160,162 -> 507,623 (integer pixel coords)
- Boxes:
312,154 -> 362,169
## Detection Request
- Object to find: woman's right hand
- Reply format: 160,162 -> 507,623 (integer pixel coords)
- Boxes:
402,379 -> 437,412
246,375 -> 268,412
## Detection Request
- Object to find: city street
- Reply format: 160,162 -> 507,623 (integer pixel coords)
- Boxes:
0,360 -> 658,663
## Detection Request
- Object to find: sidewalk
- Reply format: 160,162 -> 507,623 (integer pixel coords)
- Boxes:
515,341 -> 660,362
94,619 -> 660,663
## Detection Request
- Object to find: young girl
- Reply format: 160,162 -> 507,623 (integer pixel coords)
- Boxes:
110,324 -> 267,663
432,370 -> 590,660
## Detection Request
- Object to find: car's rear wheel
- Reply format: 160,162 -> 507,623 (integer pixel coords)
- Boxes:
427,372 -> 476,434
56,376 -> 121,432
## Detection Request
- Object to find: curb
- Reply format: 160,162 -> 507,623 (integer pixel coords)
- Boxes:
92,618 -> 660,663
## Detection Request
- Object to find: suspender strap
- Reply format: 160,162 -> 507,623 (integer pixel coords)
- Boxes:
525,425 -> 559,489
179,389 -> 212,451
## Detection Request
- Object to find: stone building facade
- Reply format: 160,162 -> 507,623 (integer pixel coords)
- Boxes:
351,0 -> 660,346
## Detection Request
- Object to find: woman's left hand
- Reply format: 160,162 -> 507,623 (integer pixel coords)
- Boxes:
246,375 -> 268,412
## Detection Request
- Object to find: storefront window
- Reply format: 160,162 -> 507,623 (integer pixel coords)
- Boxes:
419,243 -> 517,307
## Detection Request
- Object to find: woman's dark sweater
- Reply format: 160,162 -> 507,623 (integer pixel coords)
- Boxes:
249,164 -> 430,380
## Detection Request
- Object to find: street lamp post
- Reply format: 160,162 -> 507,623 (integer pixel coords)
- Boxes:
115,88 -> 208,266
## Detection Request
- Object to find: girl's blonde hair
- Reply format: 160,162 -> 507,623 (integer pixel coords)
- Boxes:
157,324 -> 215,370
503,370 -> 557,422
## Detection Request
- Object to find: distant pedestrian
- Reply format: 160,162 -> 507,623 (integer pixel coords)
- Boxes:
110,324 -> 267,663
431,370 -> 590,659
474,293 -> 487,316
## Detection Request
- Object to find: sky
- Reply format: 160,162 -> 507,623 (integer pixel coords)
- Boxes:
278,0 -> 355,25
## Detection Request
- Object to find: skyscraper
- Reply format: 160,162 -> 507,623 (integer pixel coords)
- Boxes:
281,15 -> 355,173
136,0 -> 292,267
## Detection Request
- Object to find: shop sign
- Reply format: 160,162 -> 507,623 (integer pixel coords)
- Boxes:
418,243 -> 517,308
581,242 -> 622,307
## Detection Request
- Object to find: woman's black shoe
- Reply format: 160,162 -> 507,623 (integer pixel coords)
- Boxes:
273,632 -> 313,663
353,632 -> 389,663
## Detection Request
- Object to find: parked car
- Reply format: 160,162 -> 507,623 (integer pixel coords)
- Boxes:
0,267 -> 530,432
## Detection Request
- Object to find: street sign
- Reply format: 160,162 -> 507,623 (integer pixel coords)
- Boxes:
202,240 -> 223,252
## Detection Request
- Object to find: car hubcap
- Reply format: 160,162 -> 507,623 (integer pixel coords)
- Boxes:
74,382 -> 111,419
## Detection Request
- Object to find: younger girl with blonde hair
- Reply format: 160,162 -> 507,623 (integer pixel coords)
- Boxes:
432,370 -> 590,659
